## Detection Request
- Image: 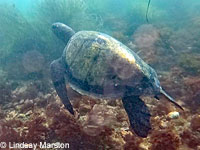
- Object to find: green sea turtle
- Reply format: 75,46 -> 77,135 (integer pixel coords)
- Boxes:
50,22 -> 183,137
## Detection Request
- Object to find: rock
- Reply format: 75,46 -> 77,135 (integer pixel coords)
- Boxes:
191,115 -> 200,131
8,110 -> 18,118
19,99 -> 25,104
83,125 -> 103,136
35,98 -> 48,108
18,113 -> 26,119
197,145 -> 200,150
160,120 -> 168,129
79,103 -> 92,115
3,103 -> 12,109
167,111 -> 180,119
83,104 -> 118,136
46,102 -> 61,117
25,110 -> 33,116
19,99 -> 34,113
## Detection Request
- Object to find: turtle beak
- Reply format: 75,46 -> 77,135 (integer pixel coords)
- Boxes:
160,88 -> 184,111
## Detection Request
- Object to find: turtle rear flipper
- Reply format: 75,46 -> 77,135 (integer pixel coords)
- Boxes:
122,96 -> 151,137
50,58 -> 74,115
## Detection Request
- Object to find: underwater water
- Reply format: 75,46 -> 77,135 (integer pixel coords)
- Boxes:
0,0 -> 200,149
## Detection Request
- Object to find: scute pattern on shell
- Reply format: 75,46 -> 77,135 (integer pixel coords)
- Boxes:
62,31 -> 155,98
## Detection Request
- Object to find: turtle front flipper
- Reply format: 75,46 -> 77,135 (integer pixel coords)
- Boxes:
122,96 -> 151,137
50,58 -> 74,115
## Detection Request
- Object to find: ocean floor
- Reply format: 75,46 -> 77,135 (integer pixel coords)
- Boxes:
0,69 -> 200,150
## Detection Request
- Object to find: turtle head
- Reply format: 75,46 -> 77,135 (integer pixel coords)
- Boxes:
52,22 -> 75,44
149,69 -> 184,110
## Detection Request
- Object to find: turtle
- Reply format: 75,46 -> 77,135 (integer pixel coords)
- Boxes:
50,22 -> 183,137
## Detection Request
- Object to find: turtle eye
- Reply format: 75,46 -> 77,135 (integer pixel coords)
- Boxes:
52,25 -> 55,29
52,24 -> 58,29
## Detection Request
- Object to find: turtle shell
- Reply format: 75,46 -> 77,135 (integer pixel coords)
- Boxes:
62,31 -> 156,99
